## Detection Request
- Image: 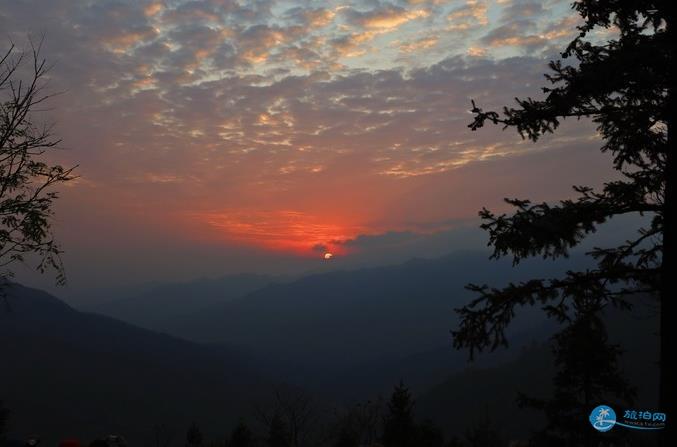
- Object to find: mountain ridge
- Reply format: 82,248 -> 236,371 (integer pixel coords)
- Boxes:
0,284 -> 282,445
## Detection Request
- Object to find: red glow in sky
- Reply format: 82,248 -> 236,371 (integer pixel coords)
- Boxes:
193,210 -> 368,256
1,0 -> 617,290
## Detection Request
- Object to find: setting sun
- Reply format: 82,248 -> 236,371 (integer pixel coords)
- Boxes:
324,253 -> 333,260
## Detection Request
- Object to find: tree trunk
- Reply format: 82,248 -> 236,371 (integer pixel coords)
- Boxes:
660,120 -> 674,447
660,8 -> 677,446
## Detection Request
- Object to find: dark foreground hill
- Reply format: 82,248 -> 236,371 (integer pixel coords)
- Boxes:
0,283 -> 660,444
0,284 -> 280,446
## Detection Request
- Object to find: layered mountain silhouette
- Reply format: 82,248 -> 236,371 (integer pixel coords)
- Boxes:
88,252 -> 586,396
416,299 -> 660,441
0,257 -> 659,443
0,284 -> 280,445
85,273 -> 278,333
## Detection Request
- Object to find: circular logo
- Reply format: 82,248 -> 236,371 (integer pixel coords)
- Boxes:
590,405 -> 616,432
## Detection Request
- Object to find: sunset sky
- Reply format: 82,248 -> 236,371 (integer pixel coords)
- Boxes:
0,0 -> 620,293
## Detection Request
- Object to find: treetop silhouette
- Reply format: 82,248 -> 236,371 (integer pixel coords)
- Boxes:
0,38 -> 76,288
453,0 -> 673,444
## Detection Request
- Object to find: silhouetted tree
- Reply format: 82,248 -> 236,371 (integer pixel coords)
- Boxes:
333,424 -> 359,447
147,424 -> 174,447
464,410 -> 505,447
0,38 -> 76,290
452,1 -> 673,444
416,419 -> 445,447
266,412 -> 291,447
330,398 -> 384,447
358,399 -> 384,445
229,420 -> 254,447
0,400 -> 8,439
382,381 -> 416,447
256,389 -> 316,447
330,408 -> 358,447
518,309 -> 634,447
186,422 -> 203,447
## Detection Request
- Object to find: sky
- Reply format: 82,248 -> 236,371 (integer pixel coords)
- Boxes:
0,0 -> 621,294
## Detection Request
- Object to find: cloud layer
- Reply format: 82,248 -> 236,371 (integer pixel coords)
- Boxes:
0,0 -> 616,290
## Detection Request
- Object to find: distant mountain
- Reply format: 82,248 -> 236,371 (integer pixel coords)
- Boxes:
324,320 -> 555,402
0,274 -> 659,444
417,343 -> 553,440
160,252 -> 587,395
0,284 -> 282,446
416,301 -> 660,441
84,273 -> 277,332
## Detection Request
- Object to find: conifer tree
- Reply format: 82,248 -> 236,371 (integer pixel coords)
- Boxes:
382,381 -> 416,447
229,420 -> 254,447
464,410 -> 505,447
186,422 -> 203,447
0,401 -> 8,439
452,2 -> 674,444
416,419 -> 445,447
267,412 -> 291,447
518,310 -> 634,446
333,424 -> 359,447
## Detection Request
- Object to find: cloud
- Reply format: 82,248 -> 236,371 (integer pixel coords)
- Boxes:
346,6 -> 429,30
191,209 -> 368,255
237,24 -> 296,64
329,30 -> 384,58
467,46 -> 487,57
285,7 -> 337,29
144,2 -> 164,17
0,0 -> 609,288
396,35 -> 438,53
447,0 -> 488,31
481,21 -> 545,49
477,0 -> 579,52
341,231 -> 421,248
500,1 -> 546,21
312,243 -> 330,253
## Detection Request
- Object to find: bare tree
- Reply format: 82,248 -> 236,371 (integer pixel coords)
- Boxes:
256,388 -> 318,447
0,38 -> 76,288
330,398 -> 384,446
146,423 -> 174,447
0,400 -> 8,439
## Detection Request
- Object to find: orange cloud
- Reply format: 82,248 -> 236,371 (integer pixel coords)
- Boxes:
360,8 -> 429,30
193,210 -> 369,256
397,36 -> 438,53
239,27 -> 294,64
144,2 -> 164,17
542,15 -> 581,41
103,27 -> 159,53
304,8 -> 336,28
131,76 -> 158,91
447,0 -> 488,30
467,46 -> 487,57
486,34 -> 544,48
330,30 -> 385,58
